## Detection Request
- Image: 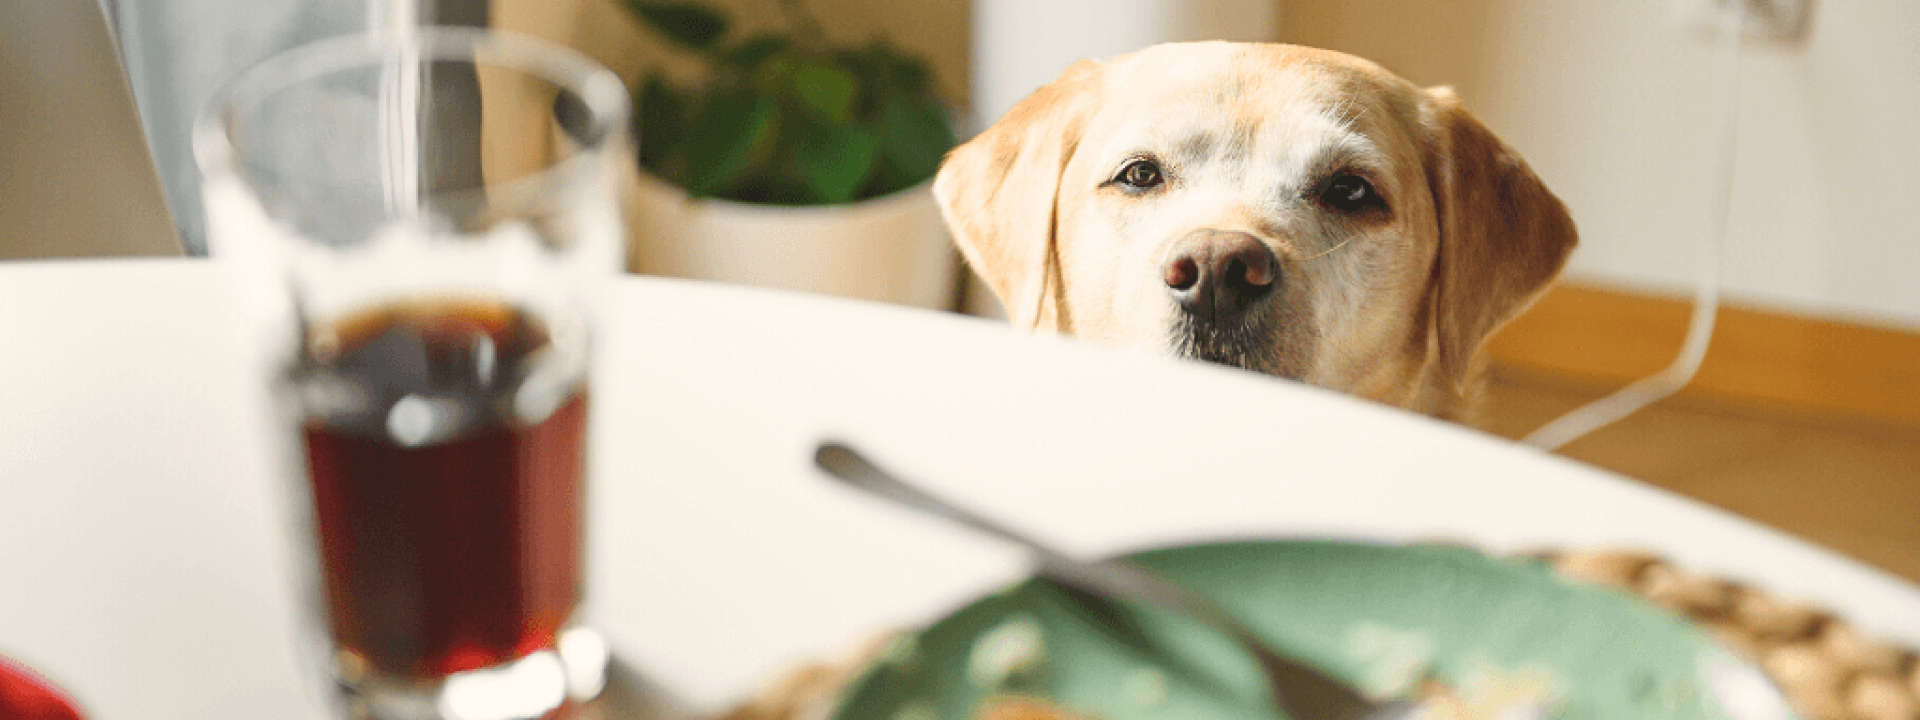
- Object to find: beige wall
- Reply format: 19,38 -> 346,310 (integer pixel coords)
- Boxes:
1282,1 -> 1920,330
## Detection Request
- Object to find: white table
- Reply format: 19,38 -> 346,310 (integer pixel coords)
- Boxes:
4,259 -> 1917,720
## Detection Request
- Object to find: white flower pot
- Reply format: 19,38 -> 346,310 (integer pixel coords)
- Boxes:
622,169 -> 960,310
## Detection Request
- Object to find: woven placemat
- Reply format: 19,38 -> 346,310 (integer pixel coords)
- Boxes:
714,549 -> 1920,720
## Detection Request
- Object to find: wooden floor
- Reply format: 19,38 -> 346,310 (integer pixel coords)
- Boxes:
1475,367 -> 1920,584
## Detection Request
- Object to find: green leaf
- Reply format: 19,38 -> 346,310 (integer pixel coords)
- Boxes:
837,42 -> 931,98
621,1 -> 955,204
875,45 -> 933,97
681,91 -> 778,196
636,74 -> 690,174
793,119 -> 880,204
747,49 -> 800,97
872,94 -> 955,193
722,35 -> 793,74
623,0 -> 728,51
791,61 -> 858,124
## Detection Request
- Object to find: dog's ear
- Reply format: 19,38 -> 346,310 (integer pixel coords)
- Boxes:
935,60 -> 1104,330
1422,86 -> 1578,389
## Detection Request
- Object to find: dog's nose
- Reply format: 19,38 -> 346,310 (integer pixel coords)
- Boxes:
1163,230 -> 1278,319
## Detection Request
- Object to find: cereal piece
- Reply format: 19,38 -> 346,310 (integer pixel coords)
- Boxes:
1819,621 -> 1914,677
968,615 -> 1047,690
1763,642 -> 1849,720
1640,563 -> 1736,618
977,697 -> 1094,720
1552,550 -> 1659,590
1845,673 -> 1920,720
714,632 -> 904,720
714,664 -> 840,720
1414,668 -> 1559,720
1732,591 -> 1831,643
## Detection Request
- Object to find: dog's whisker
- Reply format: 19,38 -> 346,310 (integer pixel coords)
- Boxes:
1301,235 -> 1357,261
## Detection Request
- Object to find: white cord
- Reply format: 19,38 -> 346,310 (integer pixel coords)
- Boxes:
1523,2 -> 1750,450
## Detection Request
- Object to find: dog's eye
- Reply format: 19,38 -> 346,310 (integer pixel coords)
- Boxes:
1317,173 -> 1384,213
1116,159 -> 1164,190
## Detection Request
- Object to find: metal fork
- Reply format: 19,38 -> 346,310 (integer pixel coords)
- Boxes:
812,441 -> 1429,720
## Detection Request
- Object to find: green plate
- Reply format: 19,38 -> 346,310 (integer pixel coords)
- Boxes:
832,540 -> 1781,720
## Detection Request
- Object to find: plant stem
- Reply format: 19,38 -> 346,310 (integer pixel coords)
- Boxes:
777,0 -> 829,51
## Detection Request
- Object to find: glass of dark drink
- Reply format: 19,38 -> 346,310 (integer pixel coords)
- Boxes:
195,28 -> 631,720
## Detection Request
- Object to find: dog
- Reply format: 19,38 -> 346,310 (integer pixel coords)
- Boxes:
935,42 -> 1576,422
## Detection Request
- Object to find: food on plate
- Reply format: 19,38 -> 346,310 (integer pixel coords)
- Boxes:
977,697 -> 1095,720
825,541 -> 1801,720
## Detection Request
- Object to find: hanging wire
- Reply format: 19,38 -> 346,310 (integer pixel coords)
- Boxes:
1523,2 -> 1752,450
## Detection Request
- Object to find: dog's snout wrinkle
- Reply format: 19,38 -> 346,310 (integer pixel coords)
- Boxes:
1163,230 -> 1279,321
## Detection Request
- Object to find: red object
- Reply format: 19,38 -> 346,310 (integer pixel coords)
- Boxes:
300,303 -> 587,679
0,656 -> 85,720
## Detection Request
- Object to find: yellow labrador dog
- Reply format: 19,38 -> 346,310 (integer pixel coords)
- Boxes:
936,42 -> 1577,422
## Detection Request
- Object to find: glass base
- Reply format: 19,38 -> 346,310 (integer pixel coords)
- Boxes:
328,629 -> 691,720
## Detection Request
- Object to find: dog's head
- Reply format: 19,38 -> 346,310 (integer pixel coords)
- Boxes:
937,42 -> 1576,416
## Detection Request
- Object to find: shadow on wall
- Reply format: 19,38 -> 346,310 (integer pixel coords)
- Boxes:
0,0 -> 180,259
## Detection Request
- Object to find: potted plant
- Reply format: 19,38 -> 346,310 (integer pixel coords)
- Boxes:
618,0 -> 962,309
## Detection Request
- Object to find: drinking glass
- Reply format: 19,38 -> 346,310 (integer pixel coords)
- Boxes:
196,28 -> 632,720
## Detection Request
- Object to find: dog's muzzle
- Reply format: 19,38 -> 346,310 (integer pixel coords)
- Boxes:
1163,229 -> 1278,322
1163,229 -> 1281,372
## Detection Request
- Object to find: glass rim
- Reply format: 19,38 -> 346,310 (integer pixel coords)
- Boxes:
191,26 -> 630,193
